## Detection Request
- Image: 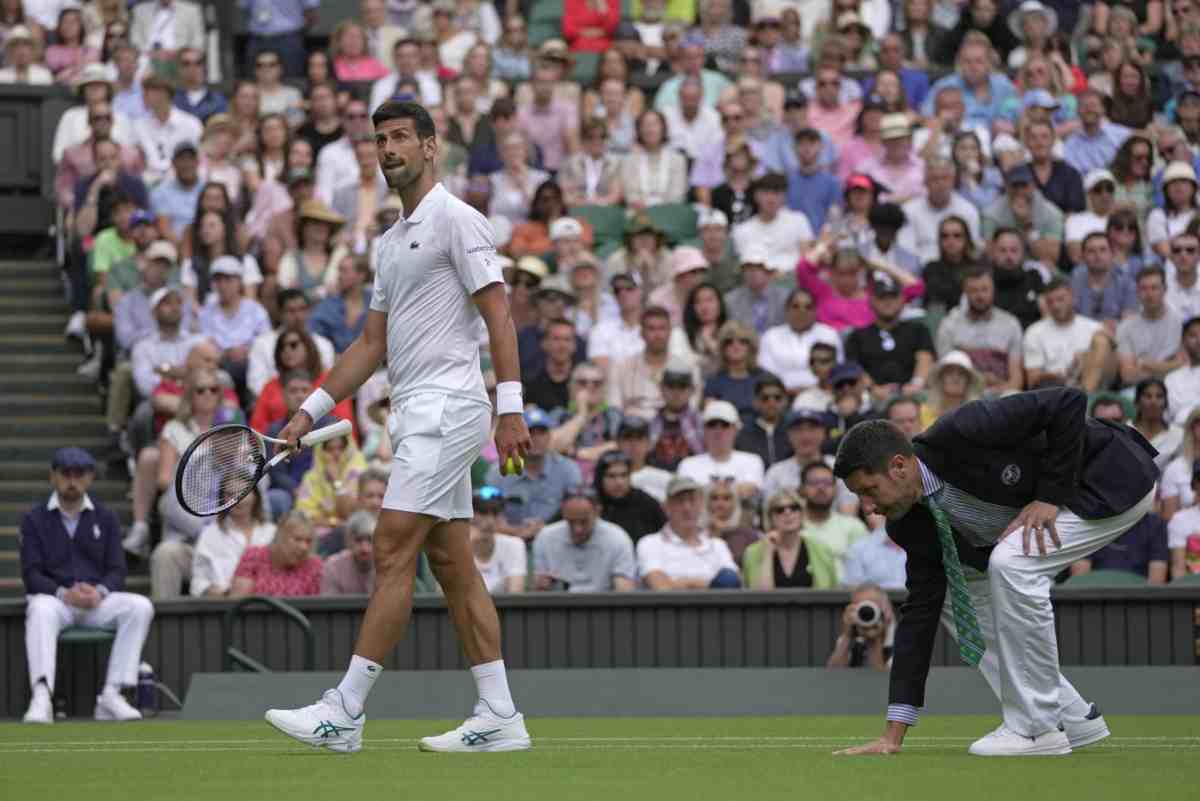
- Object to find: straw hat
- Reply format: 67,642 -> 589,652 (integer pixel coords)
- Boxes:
297,199 -> 346,228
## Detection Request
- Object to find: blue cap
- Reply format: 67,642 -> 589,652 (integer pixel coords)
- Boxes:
787,407 -> 830,428
51,447 -> 96,472
1005,163 -> 1035,186
129,209 -> 156,228
831,362 -> 865,385
524,407 -> 551,430
1022,89 -> 1060,110
475,485 -> 505,502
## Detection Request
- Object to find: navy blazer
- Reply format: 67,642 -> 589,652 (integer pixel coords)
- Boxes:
884,388 -> 1159,707
20,496 -> 127,596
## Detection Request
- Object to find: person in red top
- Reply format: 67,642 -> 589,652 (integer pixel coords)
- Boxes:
249,327 -> 355,435
231,512 -> 322,597
562,0 -> 621,53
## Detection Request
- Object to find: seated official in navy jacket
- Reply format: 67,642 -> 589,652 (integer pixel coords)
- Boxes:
20,448 -> 154,724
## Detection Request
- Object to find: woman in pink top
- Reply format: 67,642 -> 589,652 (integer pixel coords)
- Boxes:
795,237 -> 924,331
44,7 -> 97,85
331,20 -> 389,82
231,512 -> 323,597
836,99 -> 885,182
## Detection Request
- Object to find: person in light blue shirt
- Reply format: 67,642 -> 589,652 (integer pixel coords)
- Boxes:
921,35 -> 1017,130
841,527 -> 908,589
149,142 -> 204,238
653,40 -> 731,112
309,256 -> 372,354
759,93 -> 838,176
1062,90 -> 1132,177
238,0 -> 319,78
485,408 -> 583,537
785,127 -> 842,234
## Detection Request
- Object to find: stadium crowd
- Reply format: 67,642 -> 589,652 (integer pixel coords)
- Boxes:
12,0 -> 1200,639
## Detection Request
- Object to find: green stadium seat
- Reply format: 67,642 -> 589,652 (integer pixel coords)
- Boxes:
1170,572 -> 1200,586
570,52 -> 602,86
59,625 -> 116,644
644,203 -> 698,245
1063,569 -> 1148,587
571,204 -> 628,253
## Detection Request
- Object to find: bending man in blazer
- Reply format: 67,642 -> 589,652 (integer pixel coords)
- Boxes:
831,387 -> 1158,756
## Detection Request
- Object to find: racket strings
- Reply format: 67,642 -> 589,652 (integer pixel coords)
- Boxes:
179,428 -> 267,515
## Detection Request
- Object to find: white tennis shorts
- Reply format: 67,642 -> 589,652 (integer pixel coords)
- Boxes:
383,392 -> 491,520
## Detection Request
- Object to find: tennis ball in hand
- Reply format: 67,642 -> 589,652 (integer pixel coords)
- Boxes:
501,454 -> 525,476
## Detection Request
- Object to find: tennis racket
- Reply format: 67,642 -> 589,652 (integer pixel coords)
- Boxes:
174,419 -> 354,517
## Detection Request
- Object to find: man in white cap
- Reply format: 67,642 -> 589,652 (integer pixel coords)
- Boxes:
676,400 -> 765,497
197,256 -> 271,399
648,246 -> 709,326
548,216 -> 588,275
130,285 -> 209,400
1064,169 -> 1118,265
696,207 -> 739,292
723,245 -> 790,334
863,113 -> 925,204
637,474 -> 741,590
0,25 -> 51,85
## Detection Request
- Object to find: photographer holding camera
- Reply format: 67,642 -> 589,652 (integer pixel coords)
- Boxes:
826,584 -> 895,670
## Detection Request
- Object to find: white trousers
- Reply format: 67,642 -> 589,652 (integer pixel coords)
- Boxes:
939,489 -> 1155,737
25,592 -> 155,693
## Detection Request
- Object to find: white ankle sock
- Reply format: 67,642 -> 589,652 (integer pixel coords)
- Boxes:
102,684 -> 120,697
336,655 -> 381,718
471,659 -> 516,718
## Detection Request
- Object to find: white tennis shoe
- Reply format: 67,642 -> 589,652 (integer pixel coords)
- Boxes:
968,724 -> 1072,756
418,708 -> 531,753
1061,703 -> 1110,749
23,685 -> 52,724
94,688 -> 142,721
265,689 -> 364,753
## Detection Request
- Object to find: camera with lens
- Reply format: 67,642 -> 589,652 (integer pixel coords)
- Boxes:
854,600 -> 882,627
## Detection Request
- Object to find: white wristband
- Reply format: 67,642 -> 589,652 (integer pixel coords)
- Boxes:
495,381 -> 523,415
299,387 -> 336,422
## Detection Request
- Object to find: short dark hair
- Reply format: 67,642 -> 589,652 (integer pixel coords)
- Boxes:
1041,276 -> 1069,294
641,305 -> 671,325
884,394 -> 921,418
491,97 -> 517,119
754,371 -> 785,396
832,419 -> 914,480
277,288 -> 309,309
802,460 -> 834,484
991,226 -> 1024,245
544,317 -> 576,336
810,341 -> 837,358
281,367 -> 315,387
1136,265 -> 1166,286
962,264 -> 993,284
1081,230 -> 1110,250
372,100 -> 435,139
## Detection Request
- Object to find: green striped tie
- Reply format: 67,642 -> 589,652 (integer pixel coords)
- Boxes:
925,496 -> 986,666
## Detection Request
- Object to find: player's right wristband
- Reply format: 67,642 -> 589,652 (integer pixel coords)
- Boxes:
299,387 -> 336,422
495,381 -> 523,415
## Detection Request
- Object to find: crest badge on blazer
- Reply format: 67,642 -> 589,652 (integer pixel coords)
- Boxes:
1001,464 -> 1021,487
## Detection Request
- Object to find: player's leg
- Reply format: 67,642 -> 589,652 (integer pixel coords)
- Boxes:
979,490 -> 1154,755
417,517 -> 530,753
80,591 -> 154,720
264,508 -> 436,753
23,594 -> 74,723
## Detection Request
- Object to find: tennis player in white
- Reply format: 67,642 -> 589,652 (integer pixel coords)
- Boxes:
264,101 -> 533,754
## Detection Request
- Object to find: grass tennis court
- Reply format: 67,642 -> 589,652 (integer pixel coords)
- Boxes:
2,715 -> 1194,801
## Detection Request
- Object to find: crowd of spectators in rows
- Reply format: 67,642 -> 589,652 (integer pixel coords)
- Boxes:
10,0 -> 1200,608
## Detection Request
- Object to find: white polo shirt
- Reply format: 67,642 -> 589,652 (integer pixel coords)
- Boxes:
1022,313 -> 1102,375
676,450 -> 765,490
636,525 -> 737,585
137,106 -> 203,183
371,182 -> 503,407
731,210 -> 814,274
474,534 -> 528,594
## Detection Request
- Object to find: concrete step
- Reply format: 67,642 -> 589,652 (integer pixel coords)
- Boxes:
0,552 -> 19,579
2,437 -> 111,463
0,334 -> 82,355
1,260 -> 58,279
0,295 -> 66,311
0,394 -> 103,417
0,416 -> 109,438
0,526 -> 18,552
5,277 -> 63,297
0,374 -> 98,395
0,313 -> 68,336
0,352 -> 83,370
0,480 -> 128,503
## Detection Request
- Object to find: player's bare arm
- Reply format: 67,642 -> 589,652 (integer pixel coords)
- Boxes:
474,282 -> 532,463
278,309 -> 388,448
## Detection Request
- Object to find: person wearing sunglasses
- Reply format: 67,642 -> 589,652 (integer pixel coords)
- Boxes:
547,361 -> 623,469
676,400 -> 765,500
742,488 -> 838,589
1065,168 -> 1119,266
1165,232 -> 1200,321
733,372 -> 794,467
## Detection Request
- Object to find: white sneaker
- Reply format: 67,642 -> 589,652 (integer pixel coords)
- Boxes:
1061,704 -> 1110,749
94,688 -> 142,721
264,689 -> 364,753
23,686 -> 52,724
64,311 -> 86,339
968,724 -> 1071,756
418,708 -> 531,753
122,522 -> 150,560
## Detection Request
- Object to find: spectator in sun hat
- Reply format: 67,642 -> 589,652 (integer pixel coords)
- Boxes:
604,211 -> 673,293
861,113 -> 925,205
505,255 -> 548,332
648,246 -> 709,327
0,24 -> 51,85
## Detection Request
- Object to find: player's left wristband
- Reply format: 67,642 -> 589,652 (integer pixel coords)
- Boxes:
495,381 -> 523,415
299,387 -> 336,422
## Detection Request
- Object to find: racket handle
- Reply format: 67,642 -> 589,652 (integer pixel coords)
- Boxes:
299,419 -> 353,448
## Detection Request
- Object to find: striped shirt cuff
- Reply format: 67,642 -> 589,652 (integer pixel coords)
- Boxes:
887,704 -> 919,726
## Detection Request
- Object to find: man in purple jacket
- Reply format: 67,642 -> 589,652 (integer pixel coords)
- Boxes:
20,448 -> 154,724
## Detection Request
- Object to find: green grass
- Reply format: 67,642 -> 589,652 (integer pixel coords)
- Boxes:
1,716 -> 1195,801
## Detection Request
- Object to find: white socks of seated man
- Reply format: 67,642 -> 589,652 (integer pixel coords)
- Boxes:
335,655 -> 516,719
